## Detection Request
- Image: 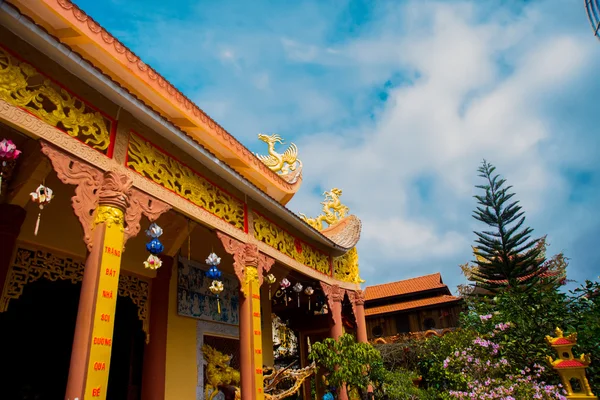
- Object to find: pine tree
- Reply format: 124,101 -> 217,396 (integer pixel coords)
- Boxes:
468,160 -> 547,294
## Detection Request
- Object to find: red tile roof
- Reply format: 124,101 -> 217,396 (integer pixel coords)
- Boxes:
554,360 -> 586,369
364,273 -> 446,301
364,295 -> 461,316
552,338 -> 574,345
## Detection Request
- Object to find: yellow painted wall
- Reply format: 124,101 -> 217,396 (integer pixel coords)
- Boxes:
165,264 -> 197,400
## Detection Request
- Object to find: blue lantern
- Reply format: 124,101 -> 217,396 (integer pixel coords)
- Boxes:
146,237 -> 164,255
206,265 -> 222,280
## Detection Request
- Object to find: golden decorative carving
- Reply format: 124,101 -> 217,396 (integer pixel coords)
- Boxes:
0,47 -> 112,152
94,205 -> 125,230
252,212 -> 331,275
244,265 -> 259,286
256,134 -> 303,183
0,245 -> 150,339
127,132 -> 245,230
333,247 -> 364,284
300,188 -> 349,231
202,344 -> 241,400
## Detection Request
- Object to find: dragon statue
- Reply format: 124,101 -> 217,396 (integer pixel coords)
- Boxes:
202,344 -> 241,400
299,188 -> 349,231
203,344 -> 315,400
256,134 -> 303,183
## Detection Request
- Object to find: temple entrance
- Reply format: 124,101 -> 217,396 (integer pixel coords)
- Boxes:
0,278 -> 145,400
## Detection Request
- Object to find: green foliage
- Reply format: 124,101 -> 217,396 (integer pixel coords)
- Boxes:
460,288 -> 569,383
374,369 -> 438,400
413,330 -> 479,391
309,334 -> 385,397
469,160 -> 548,293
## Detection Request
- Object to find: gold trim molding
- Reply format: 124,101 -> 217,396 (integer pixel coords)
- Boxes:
0,244 -> 151,340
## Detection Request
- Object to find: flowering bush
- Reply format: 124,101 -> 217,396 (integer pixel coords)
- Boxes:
447,364 -> 567,399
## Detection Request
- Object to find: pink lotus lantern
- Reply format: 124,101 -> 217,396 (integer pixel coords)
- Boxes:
0,139 -> 21,195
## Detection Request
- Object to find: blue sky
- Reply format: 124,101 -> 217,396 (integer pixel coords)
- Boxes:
77,0 -> 600,292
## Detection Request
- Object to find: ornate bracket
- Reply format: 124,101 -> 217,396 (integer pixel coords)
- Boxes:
347,289 -> 365,316
216,232 -> 275,296
319,282 -> 345,325
40,142 -> 170,251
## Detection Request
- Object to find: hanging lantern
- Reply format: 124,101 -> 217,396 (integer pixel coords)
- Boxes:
266,274 -> 276,300
304,286 -> 314,310
144,254 -> 162,270
0,139 -> 21,195
205,252 -> 223,280
209,280 -> 224,314
144,223 -> 164,270
280,278 -> 291,306
30,184 -> 53,236
292,282 -> 303,308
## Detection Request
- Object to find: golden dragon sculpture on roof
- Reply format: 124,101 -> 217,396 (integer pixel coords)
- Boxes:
300,188 -> 349,231
256,134 -> 303,184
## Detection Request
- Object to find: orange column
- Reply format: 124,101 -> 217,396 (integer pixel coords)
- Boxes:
65,183 -> 129,400
141,256 -> 174,400
217,233 -> 274,400
0,204 -> 26,296
320,283 -> 348,400
352,290 -> 368,344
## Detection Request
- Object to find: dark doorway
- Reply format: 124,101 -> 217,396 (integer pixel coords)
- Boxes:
0,278 -> 145,400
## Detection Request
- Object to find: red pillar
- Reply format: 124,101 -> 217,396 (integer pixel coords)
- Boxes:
352,290 -> 368,344
141,256 -> 174,400
0,204 -> 26,294
320,283 -> 348,400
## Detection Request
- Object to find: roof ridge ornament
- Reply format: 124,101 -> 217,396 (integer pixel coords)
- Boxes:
300,188 -> 349,231
256,133 -> 303,184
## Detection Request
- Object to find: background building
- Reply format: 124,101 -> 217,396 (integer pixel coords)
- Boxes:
364,273 -> 462,342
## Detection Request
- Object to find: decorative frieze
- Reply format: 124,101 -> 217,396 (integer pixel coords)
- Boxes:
0,46 -> 114,154
126,132 -> 245,230
252,211 -> 331,276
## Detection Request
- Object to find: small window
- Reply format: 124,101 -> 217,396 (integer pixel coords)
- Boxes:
423,318 -> 436,330
372,325 -> 383,338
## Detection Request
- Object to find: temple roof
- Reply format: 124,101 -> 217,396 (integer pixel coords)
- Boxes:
364,295 -> 461,316
5,0 -> 301,204
0,0 -> 361,255
364,273 -> 447,301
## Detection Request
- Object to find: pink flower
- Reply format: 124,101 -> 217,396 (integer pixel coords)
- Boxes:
0,139 -> 21,161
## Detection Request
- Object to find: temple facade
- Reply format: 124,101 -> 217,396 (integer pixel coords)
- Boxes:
0,1 -> 365,399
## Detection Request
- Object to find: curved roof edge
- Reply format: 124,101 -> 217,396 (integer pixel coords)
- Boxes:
14,0 -> 301,204
0,0 -> 358,256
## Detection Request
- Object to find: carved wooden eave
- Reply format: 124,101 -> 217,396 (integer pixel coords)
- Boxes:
3,0 -> 301,204
320,215 -> 362,249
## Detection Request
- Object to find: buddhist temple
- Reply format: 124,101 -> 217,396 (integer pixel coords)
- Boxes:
364,273 -> 462,343
0,1 -> 366,399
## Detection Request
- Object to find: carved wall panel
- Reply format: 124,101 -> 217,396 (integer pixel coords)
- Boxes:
0,244 -> 151,340
252,212 -> 331,275
333,247 -> 363,284
126,132 -> 245,230
0,46 -> 114,154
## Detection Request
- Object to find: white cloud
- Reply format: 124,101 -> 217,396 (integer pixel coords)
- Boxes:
100,0 -> 600,290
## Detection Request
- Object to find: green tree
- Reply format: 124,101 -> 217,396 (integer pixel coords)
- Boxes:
309,334 -> 385,399
467,160 -> 551,294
